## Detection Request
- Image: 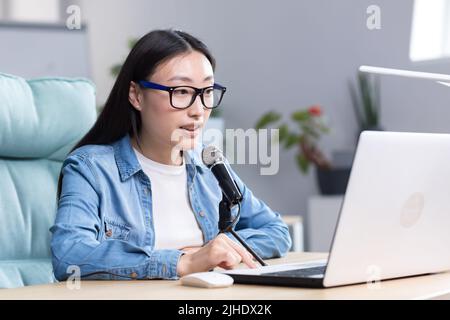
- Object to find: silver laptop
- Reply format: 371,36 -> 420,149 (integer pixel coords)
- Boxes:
223,131 -> 450,288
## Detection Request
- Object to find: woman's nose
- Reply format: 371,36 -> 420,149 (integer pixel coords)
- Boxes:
187,94 -> 205,117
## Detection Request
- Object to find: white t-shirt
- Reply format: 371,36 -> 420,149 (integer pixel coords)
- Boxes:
133,148 -> 204,250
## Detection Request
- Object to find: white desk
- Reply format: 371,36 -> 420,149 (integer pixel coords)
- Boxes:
1,252 -> 450,300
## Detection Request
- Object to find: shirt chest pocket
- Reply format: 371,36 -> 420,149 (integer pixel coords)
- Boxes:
104,219 -> 131,241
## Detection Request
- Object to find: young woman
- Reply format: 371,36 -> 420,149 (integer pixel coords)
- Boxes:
50,29 -> 291,281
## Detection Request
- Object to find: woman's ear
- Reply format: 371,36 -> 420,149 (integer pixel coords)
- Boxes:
129,81 -> 142,111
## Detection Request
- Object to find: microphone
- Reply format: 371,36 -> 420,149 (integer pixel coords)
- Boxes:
202,145 -> 267,267
202,145 -> 242,206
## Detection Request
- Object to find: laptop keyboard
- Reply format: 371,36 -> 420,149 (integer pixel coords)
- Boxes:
263,265 -> 326,278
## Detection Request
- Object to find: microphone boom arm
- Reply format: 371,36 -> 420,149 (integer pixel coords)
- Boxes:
218,191 -> 267,267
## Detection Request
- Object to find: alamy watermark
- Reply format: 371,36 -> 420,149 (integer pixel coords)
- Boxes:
171,128 -> 280,176
366,5 -> 381,30
66,5 -> 81,30
66,265 -> 81,290
366,264 -> 382,290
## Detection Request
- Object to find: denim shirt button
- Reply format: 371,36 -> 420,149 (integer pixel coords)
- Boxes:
130,272 -> 138,279
105,229 -> 113,237
199,211 -> 205,217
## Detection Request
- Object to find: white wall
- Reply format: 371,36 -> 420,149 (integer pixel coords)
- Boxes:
79,0 -> 450,218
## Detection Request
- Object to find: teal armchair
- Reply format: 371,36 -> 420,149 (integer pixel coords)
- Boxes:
0,72 -> 96,288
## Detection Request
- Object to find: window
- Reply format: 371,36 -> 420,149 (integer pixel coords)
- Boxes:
0,0 -> 7,20
410,0 -> 450,61
0,0 -> 60,23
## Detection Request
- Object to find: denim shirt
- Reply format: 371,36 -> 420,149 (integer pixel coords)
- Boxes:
50,134 -> 291,281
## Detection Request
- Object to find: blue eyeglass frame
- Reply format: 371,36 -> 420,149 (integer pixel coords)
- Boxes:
137,80 -> 227,109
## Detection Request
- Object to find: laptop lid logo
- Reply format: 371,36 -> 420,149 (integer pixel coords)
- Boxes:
400,192 -> 424,228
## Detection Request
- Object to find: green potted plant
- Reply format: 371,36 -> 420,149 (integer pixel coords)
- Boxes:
93,38 -> 140,116
349,71 -> 382,133
110,38 -> 138,79
256,105 -> 330,173
256,105 -> 350,194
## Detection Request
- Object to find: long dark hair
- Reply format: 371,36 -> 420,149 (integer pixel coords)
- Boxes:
57,29 -> 216,199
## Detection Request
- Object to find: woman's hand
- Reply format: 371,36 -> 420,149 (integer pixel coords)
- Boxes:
176,233 -> 258,277
179,246 -> 202,254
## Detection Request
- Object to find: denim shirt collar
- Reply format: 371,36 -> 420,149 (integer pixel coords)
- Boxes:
112,134 -> 206,182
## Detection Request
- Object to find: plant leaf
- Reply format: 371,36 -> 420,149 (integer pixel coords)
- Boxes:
291,110 -> 310,122
284,134 -> 299,148
373,74 -> 381,124
210,108 -> 222,118
349,77 -> 364,129
128,38 -> 138,49
296,153 -> 310,174
278,124 -> 289,143
301,123 -> 320,139
255,111 -> 281,129
110,64 -> 122,77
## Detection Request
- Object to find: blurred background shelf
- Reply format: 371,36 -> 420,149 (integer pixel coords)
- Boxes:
306,195 -> 343,252
282,215 -> 304,252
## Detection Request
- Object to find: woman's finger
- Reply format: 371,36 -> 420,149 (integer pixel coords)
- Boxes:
221,235 -> 257,269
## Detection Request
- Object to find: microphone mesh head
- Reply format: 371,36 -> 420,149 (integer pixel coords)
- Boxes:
202,145 -> 224,167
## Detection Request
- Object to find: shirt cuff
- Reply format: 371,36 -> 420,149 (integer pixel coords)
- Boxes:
147,249 -> 185,279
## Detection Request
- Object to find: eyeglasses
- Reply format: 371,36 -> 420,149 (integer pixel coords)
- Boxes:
137,80 -> 227,110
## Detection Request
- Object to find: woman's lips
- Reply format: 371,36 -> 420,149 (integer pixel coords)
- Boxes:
179,125 -> 201,137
